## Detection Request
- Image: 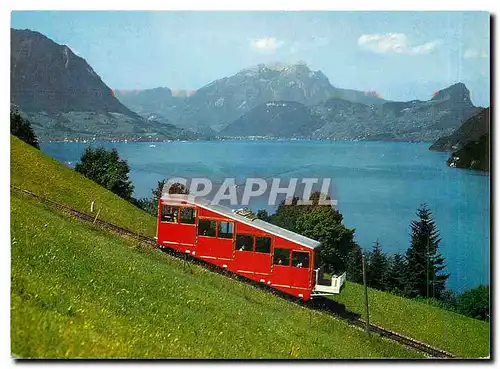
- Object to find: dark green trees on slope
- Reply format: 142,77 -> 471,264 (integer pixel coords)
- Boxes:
405,204 -> 449,299
346,245 -> 363,284
358,205 -> 448,299
10,110 -> 39,149
75,147 -> 134,201
295,204 -> 356,274
456,285 -> 490,321
269,193 -> 357,274
386,253 -> 406,294
447,134 -> 489,171
367,240 -> 389,291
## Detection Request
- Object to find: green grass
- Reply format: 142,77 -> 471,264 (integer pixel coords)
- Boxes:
330,282 -> 490,358
11,136 -> 486,358
10,135 -> 156,236
11,193 -> 421,358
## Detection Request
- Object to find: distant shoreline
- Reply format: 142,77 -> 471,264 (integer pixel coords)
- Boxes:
39,136 -> 437,144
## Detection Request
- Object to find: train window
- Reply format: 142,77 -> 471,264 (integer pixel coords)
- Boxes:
235,234 -> 254,252
218,221 -> 234,239
198,219 -> 216,237
180,207 -> 196,224
161,205 -> 179,223
273,248 -> 290,266
255,236 -> 271,254
292,251 -> 310,268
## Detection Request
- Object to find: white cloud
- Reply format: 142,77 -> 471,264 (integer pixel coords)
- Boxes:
250,37 -> 285,53
358,33 -> 441,55
464,48 -> 489,59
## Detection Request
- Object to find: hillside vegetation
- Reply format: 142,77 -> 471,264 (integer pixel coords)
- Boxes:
11,137 -> 488,358
11,137 -> 420,358
10,135 -> 156,236
11,193 -> 420,358
447,134 -> 489,172
330,282 -> 490,358
430,107 -> 490,152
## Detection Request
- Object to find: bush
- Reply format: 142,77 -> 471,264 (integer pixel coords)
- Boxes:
10,110 -> 39,149
456,285 -> 490,321
75,147 -> 134,200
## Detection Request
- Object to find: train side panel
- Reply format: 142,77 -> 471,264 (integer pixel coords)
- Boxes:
157,201 -> 315,300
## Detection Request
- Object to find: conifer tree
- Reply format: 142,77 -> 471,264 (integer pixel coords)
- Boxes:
346,243 -> 363,283
386,253 -> 406,293
405,204 -> 449,299
367,240 -> 388,290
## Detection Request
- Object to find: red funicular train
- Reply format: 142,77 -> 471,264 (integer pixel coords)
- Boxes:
156,194 -> 346,300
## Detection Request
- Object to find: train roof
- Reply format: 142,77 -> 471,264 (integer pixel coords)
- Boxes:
160,195 -> 321,250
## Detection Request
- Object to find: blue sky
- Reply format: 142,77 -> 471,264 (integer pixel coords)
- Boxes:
11,11 -> 490,106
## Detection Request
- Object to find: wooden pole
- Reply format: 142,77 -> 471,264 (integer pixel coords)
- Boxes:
362,251 -> 370,334
92,208 -> 101,224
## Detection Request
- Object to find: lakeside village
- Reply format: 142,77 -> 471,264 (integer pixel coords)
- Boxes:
41,135 -> 430,144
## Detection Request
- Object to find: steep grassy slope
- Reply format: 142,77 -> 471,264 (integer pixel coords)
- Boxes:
11,194 -> 420,358
330,282 -> 490,358
10,135 -> 156,236
11,136 -> 487,358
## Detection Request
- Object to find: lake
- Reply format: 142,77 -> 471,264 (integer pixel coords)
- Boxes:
40,140 -> 490,293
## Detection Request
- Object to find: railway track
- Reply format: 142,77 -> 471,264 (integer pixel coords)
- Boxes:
11,186 -> 156,246
11,185 -> 456,359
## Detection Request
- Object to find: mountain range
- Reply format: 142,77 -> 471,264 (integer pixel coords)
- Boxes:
221,101 -> 326,137
116,64 -> 480,142
10,28 -> 199,141
11,28 -> 483,143
309,82 -> 480,141
115,63 -> 386,135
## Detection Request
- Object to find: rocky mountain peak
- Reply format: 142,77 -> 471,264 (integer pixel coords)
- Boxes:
431,82 -> 472,105
11,28 -> 136,117
10,28 -> 200,141
238,62 -> 327,80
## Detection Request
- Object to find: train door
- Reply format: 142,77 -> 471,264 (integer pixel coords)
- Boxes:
196,218 -> 217,259
232,233 -> 255,274
253,236 -> 272,275
178,207 -> 197,245
291,250 -> 311,289
233,233 -> 255,277
271,247 -> 292,287
211,220 -> 235,260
